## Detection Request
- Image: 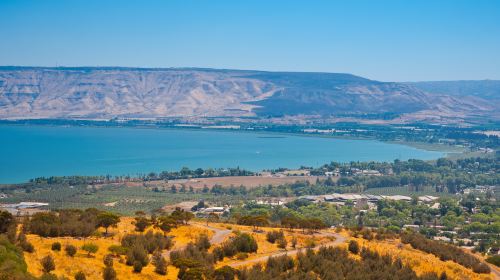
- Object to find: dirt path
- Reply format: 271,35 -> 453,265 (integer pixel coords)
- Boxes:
226,232 -> 346,268
164,223 -> 232,259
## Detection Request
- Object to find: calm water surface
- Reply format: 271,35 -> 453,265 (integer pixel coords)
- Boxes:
0,125 -> 444,183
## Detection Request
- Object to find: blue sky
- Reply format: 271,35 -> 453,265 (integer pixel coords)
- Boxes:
0,0 -> 499,81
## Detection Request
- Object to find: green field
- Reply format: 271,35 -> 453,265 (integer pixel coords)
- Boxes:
1,184 -> 246,215
363,186 -> 454,197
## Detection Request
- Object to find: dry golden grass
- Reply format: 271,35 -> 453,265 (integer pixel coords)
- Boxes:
350,236 -> 493,280
24,219 -> 493,280
24,217 -> 211,280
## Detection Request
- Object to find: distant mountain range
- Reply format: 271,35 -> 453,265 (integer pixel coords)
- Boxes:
0,67 -> 498,125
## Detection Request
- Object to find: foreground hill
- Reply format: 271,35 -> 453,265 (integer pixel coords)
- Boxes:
0,67 -> 497,124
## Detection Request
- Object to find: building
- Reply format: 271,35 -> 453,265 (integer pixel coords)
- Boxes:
0,202 -> 49,216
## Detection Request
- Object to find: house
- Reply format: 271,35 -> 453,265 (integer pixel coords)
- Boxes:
325,171 -> 340,177
418,195 -> 439,203
403,224 -> 420,230
383,195 -> 412,202
255,199 -> 285,206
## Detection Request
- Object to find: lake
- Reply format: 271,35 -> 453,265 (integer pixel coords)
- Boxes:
0,125 -> 445,183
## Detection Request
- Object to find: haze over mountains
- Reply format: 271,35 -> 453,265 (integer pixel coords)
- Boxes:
0,67 -> 498,125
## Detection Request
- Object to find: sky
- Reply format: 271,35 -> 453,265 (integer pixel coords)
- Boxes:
0,0 -> 499,82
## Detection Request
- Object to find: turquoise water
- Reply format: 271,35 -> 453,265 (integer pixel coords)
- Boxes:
0,125 -> 444,183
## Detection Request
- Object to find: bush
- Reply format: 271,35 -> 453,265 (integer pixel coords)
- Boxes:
65,244 -> 77,257
126,244 -> 149,266
348,240 -> 359,254
486,255 -> 500,267
152,251 -> 167,275
108,245 -> 128,256
266,230 -> 285,244
214,265 -> 236,280
40,255 -> 55,273
74,271 -> 86,280
291,236 -> 297,249
235,252 -> 248,260
39,273 -> 58,280
51,242 -> 61,251
103,254 -> 114,267
195,233 -> 211,251
229,233 -> 258,253
81,243 -> 98,257
103,266 -> 116,280
133,261 -> 143,273
277,237 -> 287,249
20,240 -> 35,253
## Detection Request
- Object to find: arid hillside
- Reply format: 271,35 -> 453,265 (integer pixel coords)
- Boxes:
0,67 -> 497,124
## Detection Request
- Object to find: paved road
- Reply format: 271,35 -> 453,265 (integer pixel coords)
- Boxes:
226,231 -> 347,268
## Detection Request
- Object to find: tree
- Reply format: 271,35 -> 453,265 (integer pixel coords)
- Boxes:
65,244 -> 77,257
134,217 -> 151,232
41,255 -> 55,273
97,212 -> 120,235
157,216 -> 177,235
0,210 -> 15,234
81,243 -> 98,257
74,271 -> 86,280
152,251 -> 167,275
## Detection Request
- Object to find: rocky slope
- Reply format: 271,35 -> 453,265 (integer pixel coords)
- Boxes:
0,67 -> 496,123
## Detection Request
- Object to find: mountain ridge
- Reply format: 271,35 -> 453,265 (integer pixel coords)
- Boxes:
0,67 -> 497,124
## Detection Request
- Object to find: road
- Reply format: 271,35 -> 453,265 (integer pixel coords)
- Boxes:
164,223 -> 232,259
226,231 -> 346,268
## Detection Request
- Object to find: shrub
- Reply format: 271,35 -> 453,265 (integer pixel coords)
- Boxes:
126,244 -> 149,266
74,271 -> 86,280
108,245 -> 128,256
195,233 -> 211,251
152,251 -> 167,275
81,243 -> 98,257
214,266 -> 236,280
20,240 -> 34,253
291,236 -> 297,249
266,230 -> 285,244
348,240 -> 359,254
230,233 -> 258,253
133,261 -> 143,273
65,244 -> 77,257
213,246 -> 224,261
486,255 -> 500,267
277,237 -> 287,249
40,255 -> 55,273
235,252 -> 248,260
103,254 -> 114,267
103,266 -> 117,280
39,274 -> 58,280
51,242 -> 61,251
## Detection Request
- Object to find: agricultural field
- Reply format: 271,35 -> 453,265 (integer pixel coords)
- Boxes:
363,186 -> 454,197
